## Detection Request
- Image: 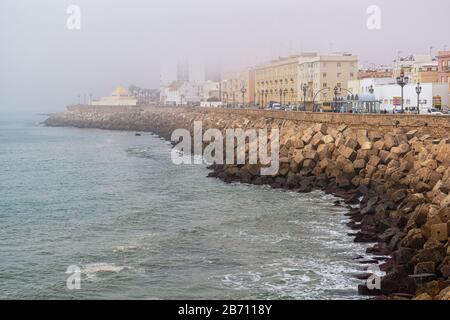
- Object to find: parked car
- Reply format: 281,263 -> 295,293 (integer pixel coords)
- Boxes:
271,103 -> 282,110
428,108 -> 444,115
284,105 -> 295,111
404,106 -> 419,114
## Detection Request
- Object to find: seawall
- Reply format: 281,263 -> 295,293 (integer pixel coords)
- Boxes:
46,106 -> 450,300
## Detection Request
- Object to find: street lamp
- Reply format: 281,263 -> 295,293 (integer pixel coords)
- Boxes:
302,84 -> 308,111
264,90 -> 268,108
283,88 -> 288,106
232,92 -> 236,108
241,86 -> 247,108
415,82 -> 422,115
279,89 -> 283,105
333,85 -> 341,112
396,68 -> 409,113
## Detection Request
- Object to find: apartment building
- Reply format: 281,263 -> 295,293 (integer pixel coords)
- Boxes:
298,53 -> 358,110
222,69 -> 255,107
437,51 -> 450,84
253,54 -> 314,107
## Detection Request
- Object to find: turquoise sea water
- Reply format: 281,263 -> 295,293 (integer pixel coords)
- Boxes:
0,114 -> 369,299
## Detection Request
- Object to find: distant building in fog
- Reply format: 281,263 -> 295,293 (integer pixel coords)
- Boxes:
91,87 -> 138,106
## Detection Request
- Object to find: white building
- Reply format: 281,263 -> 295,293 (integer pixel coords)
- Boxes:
91,87 -> 138,106
199,80 -> 220,101
374,82 -> 448,113
161,81 -> 200,106
348,78 -> 396,95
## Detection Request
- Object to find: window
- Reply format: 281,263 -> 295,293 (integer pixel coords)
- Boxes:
323,72 -> 327,78
350,72 -> 354,78
337,83 -> 341,87
323,83 -> 327,88
337,73 -> 341,78
337,62 -> 341,67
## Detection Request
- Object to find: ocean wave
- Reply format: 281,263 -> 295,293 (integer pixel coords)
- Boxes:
125,147 -> 156,160
113,245 -> 139,253
81,263 -> 126,279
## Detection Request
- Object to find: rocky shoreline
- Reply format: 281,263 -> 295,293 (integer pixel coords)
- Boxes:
46,106 -> 450,300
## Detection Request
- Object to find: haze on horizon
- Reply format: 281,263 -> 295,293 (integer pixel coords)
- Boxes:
0,0 -> 449,113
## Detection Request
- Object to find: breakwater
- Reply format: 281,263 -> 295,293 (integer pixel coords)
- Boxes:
46,106 -> 450,300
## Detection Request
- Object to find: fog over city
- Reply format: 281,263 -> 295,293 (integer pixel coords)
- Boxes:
0,0 -> 449,112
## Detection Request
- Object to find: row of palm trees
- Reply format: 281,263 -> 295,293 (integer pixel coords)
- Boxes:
128,85 -> 159,105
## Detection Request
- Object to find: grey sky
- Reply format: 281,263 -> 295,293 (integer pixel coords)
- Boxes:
1,0 -> 449,112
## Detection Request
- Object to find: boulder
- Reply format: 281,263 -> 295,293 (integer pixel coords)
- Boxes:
436,286 -> 450,300
430,223 -> 448,242
344,138 -> 359,150
413,293 -> 432,300
414,261 -> 435,274
360,141 -> 373,150
368,155 -> 381,167
384,133 -> 398,150
412,245 -> 446,265
401,228 -> 426,250
322,134 -> 334,144
338,145 -> 357,161
373,140 -> 385,151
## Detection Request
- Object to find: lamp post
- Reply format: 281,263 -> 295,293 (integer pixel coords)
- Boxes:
264,90 -> 268,108
415,82 -> 422,115
279,89 -> 283,106
283,89 -> 288,106
396,68 -> 409,113
302,84 -> 308,111
333,85 -> 341,112
232,92 -> 236,108
240,86 -> 247,108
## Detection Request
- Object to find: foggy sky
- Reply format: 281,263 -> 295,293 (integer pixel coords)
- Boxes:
1,0 -> 449,113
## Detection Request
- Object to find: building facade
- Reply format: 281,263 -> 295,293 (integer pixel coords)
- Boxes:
374,82 -> 449,113
411,61 -> 439,83
298,53 -> 358,110
161,81 -> 200,106
252,52 -> 358,109
437,51 -> 450,84
222,69 -> 255,107
254,54 -> 308,107
91,87 -> 138,106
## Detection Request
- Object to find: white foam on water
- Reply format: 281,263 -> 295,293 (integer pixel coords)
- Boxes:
81,263 -> 126,280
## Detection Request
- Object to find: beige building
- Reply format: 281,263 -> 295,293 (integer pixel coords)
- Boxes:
392,53 -> 439,83
252,53 -> 357,109
222,69 -> 255,107
222,52 -> 358,110
91,87 -> 138,106
411,61 -> 439,83
298,53 -> 358,110
254,54 -> 313,107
